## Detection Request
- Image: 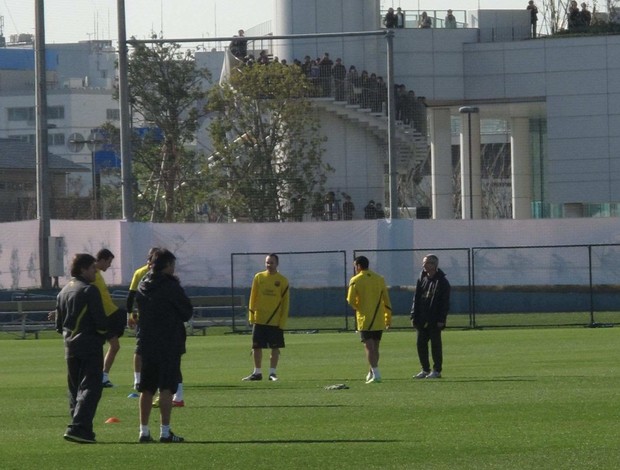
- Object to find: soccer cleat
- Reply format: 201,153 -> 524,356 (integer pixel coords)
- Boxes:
139,434 -> 154,443
160,431 -> 185,443
426,370 -> 442,379
365,371 -> 373,382
172,400 -> 185,407
268,374 -> 278,382
63,430 -> 96,444
242,373 -> 263,381
134,382 -> 140,391
102,380 -> 114,388
152,396 -> 160,408
413,370 -> 429,379
365,376 -> 382,384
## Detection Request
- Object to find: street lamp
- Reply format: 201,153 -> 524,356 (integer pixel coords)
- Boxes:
459,106 -> 479,219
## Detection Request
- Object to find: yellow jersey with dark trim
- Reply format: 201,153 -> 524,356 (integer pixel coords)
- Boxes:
248,271 -> 290,328
347,269 -> 392,331
93,270 -> 118,316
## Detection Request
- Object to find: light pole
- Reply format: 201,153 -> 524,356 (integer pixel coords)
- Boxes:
459,106 -> 479,219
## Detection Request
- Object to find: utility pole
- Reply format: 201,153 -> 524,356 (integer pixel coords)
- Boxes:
117,0 -> 134,221
35,0 -> 51,288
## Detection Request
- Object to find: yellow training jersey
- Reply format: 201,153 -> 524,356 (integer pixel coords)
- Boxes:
347,269 -> 392,331
93,269 -> 118,316
129,264 -> 149,291
248,271 -> 290,328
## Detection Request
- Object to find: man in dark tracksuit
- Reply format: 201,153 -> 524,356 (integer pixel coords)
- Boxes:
135,249 -> 193,443
56,253 -> 108,443
410,254 -> 450,379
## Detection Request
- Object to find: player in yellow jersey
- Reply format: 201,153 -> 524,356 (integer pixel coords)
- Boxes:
242,253 -> 290,382
93,249 -> 127,388
347,256 -> 392,383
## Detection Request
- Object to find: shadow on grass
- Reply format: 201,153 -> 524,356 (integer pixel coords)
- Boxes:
106,438 -> 400,445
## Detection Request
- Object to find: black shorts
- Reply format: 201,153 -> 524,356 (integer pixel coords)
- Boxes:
251,324 -> 285,349
139,354 -> 181,395
106,308 -> 127,339
360,330 -> 383,342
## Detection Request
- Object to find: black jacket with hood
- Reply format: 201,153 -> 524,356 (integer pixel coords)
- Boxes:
136,271 -> 193,359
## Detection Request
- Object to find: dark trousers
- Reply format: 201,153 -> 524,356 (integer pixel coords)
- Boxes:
66,350 -> 103,437
416,325 -> 443,372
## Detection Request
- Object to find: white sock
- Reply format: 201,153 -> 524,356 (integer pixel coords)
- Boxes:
102,372 -> 109,382
140,425 -> 150,437
173,383 -> 183,401
134,372 -> 141,384
269,368 -> 276,375
254,368 -> 262,375
160,424 -> 170,438
371,367 -> 380,378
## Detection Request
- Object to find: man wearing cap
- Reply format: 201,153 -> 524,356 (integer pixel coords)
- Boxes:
445,9 -> 457,29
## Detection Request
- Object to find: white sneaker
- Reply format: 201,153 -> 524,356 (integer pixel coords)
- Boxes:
366,372 -> 373,382
426,370 -> 442,379
413,370 -> 429,379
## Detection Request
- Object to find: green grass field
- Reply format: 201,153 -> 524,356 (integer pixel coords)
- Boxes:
2,328 -> 620,469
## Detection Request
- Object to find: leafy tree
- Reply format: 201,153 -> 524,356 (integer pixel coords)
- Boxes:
206,62 -> 331,222
125,41 -> 211,222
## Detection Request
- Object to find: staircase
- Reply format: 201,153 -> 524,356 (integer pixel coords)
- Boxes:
311,98 -> 429,173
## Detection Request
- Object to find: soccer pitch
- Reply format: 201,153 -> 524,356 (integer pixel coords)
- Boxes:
2,328 -> 620,469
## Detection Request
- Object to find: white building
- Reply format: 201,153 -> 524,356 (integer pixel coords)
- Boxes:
261,0 -> 620,220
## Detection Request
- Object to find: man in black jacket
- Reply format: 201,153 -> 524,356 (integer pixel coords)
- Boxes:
56,253 -> 107,444
135,249 -> 193,443
410,254 -> 450,379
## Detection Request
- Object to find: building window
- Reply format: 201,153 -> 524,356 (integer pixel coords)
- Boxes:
8,106 -> 64,121
106,108 -> 120,121
50,133 -> 65,146
8,107 -> 34,121
47,106 -> 65,120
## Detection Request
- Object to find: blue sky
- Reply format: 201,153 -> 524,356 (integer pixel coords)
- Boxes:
4,0 -> 546,44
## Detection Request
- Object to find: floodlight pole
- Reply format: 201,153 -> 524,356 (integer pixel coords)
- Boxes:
35,0 -> 51,288
386,30 -> 398,219
117,0 -> 134,221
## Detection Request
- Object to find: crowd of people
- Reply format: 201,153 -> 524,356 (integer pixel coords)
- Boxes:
383,8 -> 460,29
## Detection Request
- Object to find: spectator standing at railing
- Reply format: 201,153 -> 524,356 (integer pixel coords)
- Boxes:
383,7 -> 397,28
419,11 -> 432,28
301,55 -> 312,77
229,29 -> 247,59
333,58 -> 347,101
257,50 -> 270,65
369,73 -> 380,112
319,52 -> 333,97
396,7 -> 406,28
377,76 -> 388,115
360,70 -> 370,108
342,194 -> 355,220
580,3 -> 592,30
346,65 -> 359,104
445,9 -> 457,29
526,1 -> 538,38
568,0 -> 580,31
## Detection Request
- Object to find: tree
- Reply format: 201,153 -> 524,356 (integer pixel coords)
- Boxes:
125,41 -> 211,222
206,62 -> 331,222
